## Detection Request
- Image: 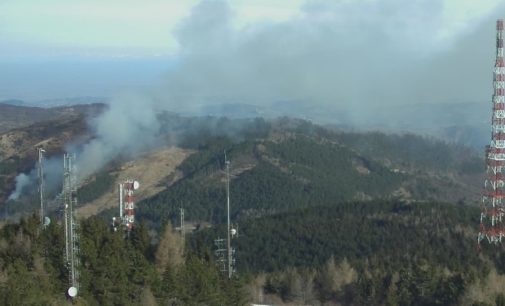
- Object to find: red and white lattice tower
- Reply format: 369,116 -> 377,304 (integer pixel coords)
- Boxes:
479,19 -> 505,246
120,180 -> 139,232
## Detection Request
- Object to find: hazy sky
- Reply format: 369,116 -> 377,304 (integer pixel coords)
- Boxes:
0,0 -> 500,58
0,0 -> 305,59
0,0 -> 504,101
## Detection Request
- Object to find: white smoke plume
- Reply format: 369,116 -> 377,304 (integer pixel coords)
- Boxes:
46,0 -> 505,180
7,0 -> 505,198
8,173 -> 32,201
7,156 -> 64,201
74,92 -> 160,180
155,0 -> 505,113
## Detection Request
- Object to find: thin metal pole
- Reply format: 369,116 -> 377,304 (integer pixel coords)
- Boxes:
38,148 -> 45,227
225,152 -> 231,278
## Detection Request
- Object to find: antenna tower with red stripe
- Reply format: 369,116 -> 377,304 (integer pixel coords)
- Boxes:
114,179 -> 139,233
479,19 -> 505,245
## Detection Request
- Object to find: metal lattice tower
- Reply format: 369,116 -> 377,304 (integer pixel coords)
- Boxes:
214,238 -> 227,273
37,148 -> 46,228
215,152 -> 236,278
63,153 -> 80,297
113,180 -> 139,234
479,19 -> 505,245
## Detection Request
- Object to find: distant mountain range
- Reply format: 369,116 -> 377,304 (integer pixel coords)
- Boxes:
1,96 -> 491,148
0,102 -> 105,133
167,100 -> 491,149
0,96 -> 107,108
0,107 -> 484,217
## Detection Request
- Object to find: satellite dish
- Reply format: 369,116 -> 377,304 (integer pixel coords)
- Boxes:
231,228 -> 237,236
44,217 -> 51,226
68,286 -> 78,297
133,181 -> 140,190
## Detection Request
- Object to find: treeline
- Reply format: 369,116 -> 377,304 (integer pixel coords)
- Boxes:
0,214 -> 247,305
189,200 -> 505,305
253,257 -> 470,305
332,131 -> 483,175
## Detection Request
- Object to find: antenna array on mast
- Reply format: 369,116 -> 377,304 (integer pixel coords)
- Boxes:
113,179 -> 139,234
479,19 -> 505,245
63,153 -> 80,297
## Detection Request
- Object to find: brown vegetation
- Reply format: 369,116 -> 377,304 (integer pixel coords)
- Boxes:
76,147 -> 193,218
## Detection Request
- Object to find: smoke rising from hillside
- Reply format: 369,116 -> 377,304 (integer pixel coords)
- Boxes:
75,92 -> 160,180
8,173 -> 31,201
7,0 -> 504,200
75,0 -> 500,174
8,156 -> 63,201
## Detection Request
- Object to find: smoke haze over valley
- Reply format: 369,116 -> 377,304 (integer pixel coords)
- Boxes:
1,0 -> 502,200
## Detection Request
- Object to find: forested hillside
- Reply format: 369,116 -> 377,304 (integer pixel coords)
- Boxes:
189,200 -> 505,305
0,214 -> 247,305
1,115 -> 483,217
137,118 -> 483,227
0,115 -> 493,305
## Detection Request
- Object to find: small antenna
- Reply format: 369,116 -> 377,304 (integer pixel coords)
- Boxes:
180,207 -> 185,241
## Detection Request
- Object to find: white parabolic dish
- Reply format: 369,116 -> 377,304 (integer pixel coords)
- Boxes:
68,286 -> 78,297
133,181 -> 140,190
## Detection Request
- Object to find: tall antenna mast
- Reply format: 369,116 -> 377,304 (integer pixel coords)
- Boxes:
214,152 -> 237,278
38,148 -> 46,228
63,153 -> 80,297
225,151 -> 232,278
479,19 -> 505,246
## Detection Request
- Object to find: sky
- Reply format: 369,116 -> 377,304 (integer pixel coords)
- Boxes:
0,0 -> 304,100
0,0 -> 504,102
0,0 -> 303,59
